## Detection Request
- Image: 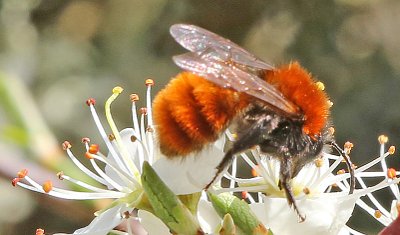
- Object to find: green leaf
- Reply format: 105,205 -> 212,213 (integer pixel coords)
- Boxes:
209,192 -> 271,235
141,161 -> 204,235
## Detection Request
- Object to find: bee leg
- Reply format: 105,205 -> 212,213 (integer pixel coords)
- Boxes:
279,158 -> 306,222
205,120 -> 267,190
331,141 -> 355,194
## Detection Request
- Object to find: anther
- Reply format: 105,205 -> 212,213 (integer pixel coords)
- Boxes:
12,178 -> 20,187
337,169 -> 345,175
81,137 -> 90,143
86,98 -> 96,106
89,144 -> 99,154
241,191 -> 248,199
130,135 -> 137,142
62,141 -> 72,150
231,133 -> 238,140
36,228 -> 45,235
85,152 -> 95,159
130,94 -> 139,102
112,86 -> 123,94
387,168 -> 397,179
42,181 -> 53,193
344,141 -> 354,154
146,126 -> 154,132
378,135 -> 389,144
328,127 -> 335,135
140,107 -> 147,115
315,81 -> 325,91
314,157 -> 324,168
389,146 -> 396,155
57,171 -> 64,180
303,187 -> 311,195
17,169 -> 28,178
145,78 -> 155,86
251,165 -> 259,177
374,210 -> 382,218
109,134 -> 116,141
122,211 -> 131,219
327,100 -> 333,108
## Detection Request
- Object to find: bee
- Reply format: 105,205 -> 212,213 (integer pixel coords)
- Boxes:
153,24 -> 355,221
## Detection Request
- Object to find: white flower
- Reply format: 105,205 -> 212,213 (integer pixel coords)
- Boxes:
12,81 -> 225,235
213,132 -> 399,235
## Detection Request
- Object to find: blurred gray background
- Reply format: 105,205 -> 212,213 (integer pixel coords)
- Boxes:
0,0 -> 399,234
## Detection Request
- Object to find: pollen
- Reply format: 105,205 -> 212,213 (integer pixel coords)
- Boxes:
387,168 -> 397,179
389,146 -> 396,155
145,78 -> 155,86
42,181 -> 53,193
315,81 -> 325,91
17,169 -> 28,178
130,93 -> 139,102
108,134 -> 115,141
112,86 -> 123,94
378,135 -> 389,144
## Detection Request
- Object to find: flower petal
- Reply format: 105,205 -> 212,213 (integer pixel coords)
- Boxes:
152,136 -> 226,195
257,194 -> 359,235
55,204 -> 127,235
197,198 -> 221,234
138,210 -> 171,235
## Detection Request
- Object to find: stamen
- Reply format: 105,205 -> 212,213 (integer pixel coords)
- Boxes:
17,169 -> 28,178
89,144 -> 99,154
375,210 -> 382,218
62,141 -> 71,150
387,168 -> 397,179
64,147 -> 108,185
389,146 -> 396,155
42,181 -> 53,193
378,135 -> 389,144
36,228 -> 45,235
12,178 -> 20,187
86,98 -> 96,106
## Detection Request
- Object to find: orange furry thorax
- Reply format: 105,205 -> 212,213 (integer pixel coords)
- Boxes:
265,61 -> 330,137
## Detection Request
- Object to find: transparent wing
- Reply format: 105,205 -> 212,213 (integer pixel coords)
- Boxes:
170,24 -> 275,70
173,52 -> 299,115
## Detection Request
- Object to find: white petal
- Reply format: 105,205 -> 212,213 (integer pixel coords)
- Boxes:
152,137 -> 225,195
138,210 -> 171,235
255,195 -> 359,235
56,204 -> 127,235
197,198 -> 221,233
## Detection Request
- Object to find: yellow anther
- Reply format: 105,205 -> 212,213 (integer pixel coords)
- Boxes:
378,135 -> 389,144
